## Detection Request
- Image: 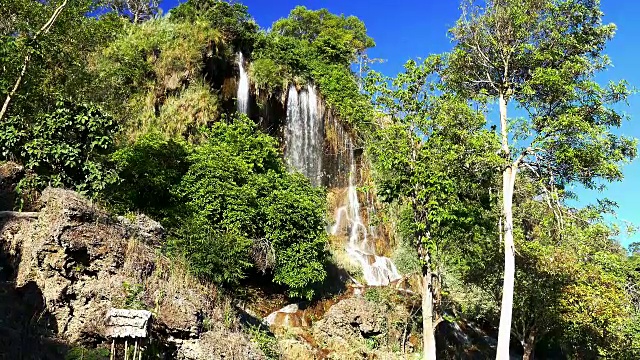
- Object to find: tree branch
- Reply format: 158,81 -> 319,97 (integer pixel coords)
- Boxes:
0,0 -> 68,122
0,211 -> 40,219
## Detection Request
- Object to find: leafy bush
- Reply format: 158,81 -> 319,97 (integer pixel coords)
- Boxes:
122,282 -> 146,310
169,0 -> 259,51
0,100 -> 118,197
169,116 -> 328,298
170,225 -> 253,287
107,132 -> 191,221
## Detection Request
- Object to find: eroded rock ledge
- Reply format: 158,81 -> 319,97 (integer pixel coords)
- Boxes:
0,187 -> 264,359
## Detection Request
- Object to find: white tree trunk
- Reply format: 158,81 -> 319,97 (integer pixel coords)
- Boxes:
423,269 -> 436,360
496,92 -> 517,360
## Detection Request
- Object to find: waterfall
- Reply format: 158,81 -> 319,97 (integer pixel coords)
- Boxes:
284,85 -> 323,186
284,83 -> 400,286
330,140 -> 401,287
236,52 -> 249,115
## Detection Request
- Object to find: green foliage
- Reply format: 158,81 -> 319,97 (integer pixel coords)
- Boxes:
0,100 -> 118,196
366,57 -> 499,263
65,347 -> 110,360
250,58 -> 287,95
170,226 -> 253,286
251,7 -> 374,128
1,0 -> 126,122
447,0 -> 637,190
169,0 -> 258,51
463,178 -> 638,358
445,1 -> 638,355
122,281 -> 145,310
94,19 -> 222,90
91,18 -> 224,130
272,6 -> 375,63
248,324 -> 279,360
168,116 -> 328,298
107,132 -> 191,221
363,287 -> 399,305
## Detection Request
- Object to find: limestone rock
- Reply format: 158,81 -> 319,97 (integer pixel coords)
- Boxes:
172,328 -> 264,360
313,297 -> 386,343
0,187 -> 262,359
278,338 -> 316,360
264,303 -> 309,329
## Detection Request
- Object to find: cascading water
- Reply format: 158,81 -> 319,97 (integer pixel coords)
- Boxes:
330,140 -> 401,287
284,83 -> 400,287
236,52 -> 249,114
284,85 -> 323,186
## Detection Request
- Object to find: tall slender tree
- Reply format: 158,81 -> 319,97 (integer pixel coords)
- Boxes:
446,0 -> 637,358
366,58 -> 498,359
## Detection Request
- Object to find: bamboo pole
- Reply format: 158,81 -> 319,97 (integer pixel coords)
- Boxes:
124,340 -> 128,360
132,340 -> 138,360
110,339 -> 115,360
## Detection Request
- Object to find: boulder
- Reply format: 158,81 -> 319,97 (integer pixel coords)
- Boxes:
313,297 -> 386,343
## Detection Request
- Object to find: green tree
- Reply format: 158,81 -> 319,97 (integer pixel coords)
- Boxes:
272,6 -> 375,64
251,6 -> 375,129
447,1 -> 637,356
1,0 -> 125,123
366,58 -> 498,359
467,178 -> 636,359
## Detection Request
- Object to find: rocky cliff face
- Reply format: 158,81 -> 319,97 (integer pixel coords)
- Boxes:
0,188 -> 263,359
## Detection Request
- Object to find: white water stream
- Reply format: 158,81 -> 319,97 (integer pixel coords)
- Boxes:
284,85 -> 323,186
236,52 -> 249,115
284,84 -> 400,287
329,142 -> 401,286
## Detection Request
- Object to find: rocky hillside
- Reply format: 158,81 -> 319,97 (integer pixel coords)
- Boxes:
0,188 -> 263,359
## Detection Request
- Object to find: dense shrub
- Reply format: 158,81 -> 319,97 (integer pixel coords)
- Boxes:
107,132 -> 191,222
166,116 -> 328,298
0,100 -> 118,197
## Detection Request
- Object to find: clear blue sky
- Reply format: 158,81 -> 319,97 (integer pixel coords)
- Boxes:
162,1 -> 640,247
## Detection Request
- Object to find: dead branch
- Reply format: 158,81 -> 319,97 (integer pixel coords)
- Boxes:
0,211 -> 40,219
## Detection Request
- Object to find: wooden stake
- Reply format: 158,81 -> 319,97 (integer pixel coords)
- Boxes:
124,340 -> 128,360
110,339 -> 115,360
132,340 -> 138,360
